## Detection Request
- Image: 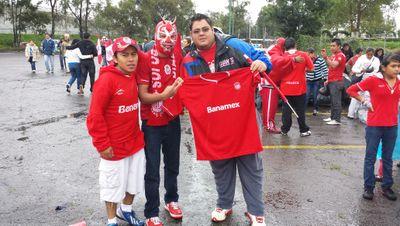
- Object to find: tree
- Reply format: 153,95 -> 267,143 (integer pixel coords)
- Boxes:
92,0 -> 118,36
263,0 -> 329,39
323,0 -> 396,37
255,5 -> 281,38
62,0 -> 91,38
47,0 -> 58,36
4,0 -> 50,47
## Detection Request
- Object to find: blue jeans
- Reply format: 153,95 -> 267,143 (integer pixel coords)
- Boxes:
59,54 -> 65,70
142,117 -> 181,218
44,54 -> 54,72
306,80 -> 320,110
28,57 -> 36,71
364,126 -> 397,190
67,63 -> 81,89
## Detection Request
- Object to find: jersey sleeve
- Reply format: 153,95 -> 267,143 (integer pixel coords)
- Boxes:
136,53 -> 151,85
86,75 -> 113,152
226,38 -> 272,73
346,76 -> 373,97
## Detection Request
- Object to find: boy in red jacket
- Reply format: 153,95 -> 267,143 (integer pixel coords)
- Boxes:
87,37 -> 145,226
347,53 -> 400,201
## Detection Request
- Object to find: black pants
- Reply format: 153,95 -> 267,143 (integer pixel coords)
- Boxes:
80,60 -> 95,92
281,94 -> 309,133
328,81 -> 344,122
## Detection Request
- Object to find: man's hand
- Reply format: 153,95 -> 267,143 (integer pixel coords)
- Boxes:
362,100 -> 374,112
100,146 -> 114,159
250,60 -> 267,73
161,77 -> 183,99
294,56 -> 304,63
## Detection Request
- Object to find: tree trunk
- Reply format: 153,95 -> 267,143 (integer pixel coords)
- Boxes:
355,0 -> 362,37
84,0 -> 90,33
51,8 -> 55,36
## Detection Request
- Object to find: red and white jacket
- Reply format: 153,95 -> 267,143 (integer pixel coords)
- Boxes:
87,65 -> 144,160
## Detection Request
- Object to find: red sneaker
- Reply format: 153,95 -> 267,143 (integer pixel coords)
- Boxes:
211,208 -> 232,222
245,212 -> 266,226
145,217 -> 163,226
164,202 -> 183,219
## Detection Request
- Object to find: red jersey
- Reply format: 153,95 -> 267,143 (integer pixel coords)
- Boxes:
267,38 -> 294,84
327,51 -> 346,82
198,43 -> 217,72
178,67 -> 263,160
346,75 -> 400,126
87,65 -> 144,160
137,48 -> 183,126
281,50 -> 314,95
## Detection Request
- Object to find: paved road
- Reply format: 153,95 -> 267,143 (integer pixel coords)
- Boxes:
0,52 -> 399,225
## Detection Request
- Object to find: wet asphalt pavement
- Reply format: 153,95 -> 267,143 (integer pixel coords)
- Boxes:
1,52 -> 400,226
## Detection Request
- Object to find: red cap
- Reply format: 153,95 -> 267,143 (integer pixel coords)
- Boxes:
112,37 -> 139,53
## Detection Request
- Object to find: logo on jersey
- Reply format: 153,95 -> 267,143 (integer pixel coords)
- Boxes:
207,102 -> 240,113
115,89 -> 124,95
118,103 -> 139,113
164,64 -> 171,75
219,57 -> 235,69
151,101 -> 163,115
234,82 -> 241,90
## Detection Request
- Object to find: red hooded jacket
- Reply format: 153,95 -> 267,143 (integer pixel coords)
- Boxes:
267,38 -> 295,84
87,65 -> 144,160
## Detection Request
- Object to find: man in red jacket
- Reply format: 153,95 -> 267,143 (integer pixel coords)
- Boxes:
261,37 -> 303,133
280,37 -> 314,136
137,19 -> 184,226
87,37 -> 145,226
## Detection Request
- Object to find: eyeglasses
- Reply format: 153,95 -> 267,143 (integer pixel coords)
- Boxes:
192,27 -> 211,35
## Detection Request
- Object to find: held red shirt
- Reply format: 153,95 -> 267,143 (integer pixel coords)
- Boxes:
346,75 -> 400,126
281,50 -> 314,95
87,65 -> 144,160
327,51 -> 346,82
178,67 -> 263,160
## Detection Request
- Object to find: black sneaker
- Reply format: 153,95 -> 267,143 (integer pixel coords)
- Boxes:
362,189 -> 374,200
397,162 -> 400,168
300,131 -> 311,137
382,188 -> 397,201
66,84 -> 71,93
312,110 -> 318,116
281,131 -> 288,136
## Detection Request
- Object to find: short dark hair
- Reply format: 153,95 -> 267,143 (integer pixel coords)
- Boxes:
331,38 -> 341,46
71,39 -> 80,45
83,32 -> 90,39
190,13 -> 213,31
307,47 -> 315,53
284,37 -> 296,50
366,47 -> 374,53
355,47 -> 363,54
381,53 -> 400,67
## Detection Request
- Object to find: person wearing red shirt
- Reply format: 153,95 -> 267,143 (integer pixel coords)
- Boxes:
347,53 -> 400,201
280,38 -> 314,136
260,37 -> 302,134
137,19 -> 184,226
180,14 -> 271,226
321,38 -> 347,125
86,37 -> 145,226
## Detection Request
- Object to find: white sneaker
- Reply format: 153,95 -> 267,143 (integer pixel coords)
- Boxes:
326,120 -> 341,125
211,208 -> 232,222
300,130 -> 311,137
323,117 -> 331,122
245,212 -> 266,226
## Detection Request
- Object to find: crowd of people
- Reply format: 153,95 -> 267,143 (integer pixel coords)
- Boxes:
22,12 -> 400,226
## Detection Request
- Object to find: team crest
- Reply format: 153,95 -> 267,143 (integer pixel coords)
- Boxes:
234,82 -> 241,90
151,101 -> 164,116
164,64 -> 171,75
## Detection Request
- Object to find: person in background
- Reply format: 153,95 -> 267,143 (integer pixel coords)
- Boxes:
59,33 -> 71,72
181,37 -> 192,55
346,53 -> 400,201
341,43 -> 353,62
280,38 -> 314,137
305,47 -> 328,116
347,48 -> 380,120
25,40 -> 40,73
374,48 -> 384,63
346,47 -> 363,77
321,38 -> 347,125
65,39 -> 93,95
41,33 -> 55,73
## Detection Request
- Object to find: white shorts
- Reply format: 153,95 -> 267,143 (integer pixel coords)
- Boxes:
99,149 -> 146,203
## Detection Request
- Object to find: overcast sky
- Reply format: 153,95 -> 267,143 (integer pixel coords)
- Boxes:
193,0 -> 400,29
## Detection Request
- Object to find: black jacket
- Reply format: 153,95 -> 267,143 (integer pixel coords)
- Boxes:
66,39 -> 97,61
